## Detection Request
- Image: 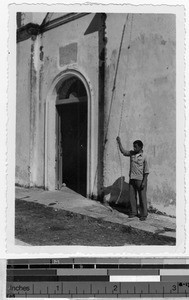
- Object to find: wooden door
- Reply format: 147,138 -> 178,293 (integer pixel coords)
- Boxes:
56,100 -> 87,196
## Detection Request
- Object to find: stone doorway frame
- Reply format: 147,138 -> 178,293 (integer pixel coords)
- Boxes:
45,69 -> 97,198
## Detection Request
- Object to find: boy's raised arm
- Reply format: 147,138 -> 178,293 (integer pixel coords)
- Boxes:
116,136 -> 131,156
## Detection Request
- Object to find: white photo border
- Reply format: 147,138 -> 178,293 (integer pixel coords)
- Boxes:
6,2 -> 186,257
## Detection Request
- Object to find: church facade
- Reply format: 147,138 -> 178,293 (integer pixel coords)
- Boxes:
16,12 -> 176,213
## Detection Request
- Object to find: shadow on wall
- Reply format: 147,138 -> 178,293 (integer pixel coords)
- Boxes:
103,176 -> 131,215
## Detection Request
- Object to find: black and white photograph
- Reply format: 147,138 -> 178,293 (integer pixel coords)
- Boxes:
7,4 -> 185,253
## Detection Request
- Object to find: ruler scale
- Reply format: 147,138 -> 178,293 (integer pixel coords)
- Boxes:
7,258 -> 189,298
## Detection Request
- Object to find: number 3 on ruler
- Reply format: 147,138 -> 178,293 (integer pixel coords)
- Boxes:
172,285 -> 176,291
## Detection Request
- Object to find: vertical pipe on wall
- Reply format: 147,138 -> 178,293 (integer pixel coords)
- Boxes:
97,13 -> 107,200
29,39 -> 36,187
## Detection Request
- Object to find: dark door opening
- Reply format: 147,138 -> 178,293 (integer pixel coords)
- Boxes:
56,76 -> 88,197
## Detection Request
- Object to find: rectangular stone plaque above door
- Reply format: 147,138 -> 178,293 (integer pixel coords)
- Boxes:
59,43 -> 77,66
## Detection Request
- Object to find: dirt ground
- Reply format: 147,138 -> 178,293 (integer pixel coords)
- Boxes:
15,199 -> 174,246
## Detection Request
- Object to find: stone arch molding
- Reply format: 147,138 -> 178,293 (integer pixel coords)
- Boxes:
45,69 -> 97,198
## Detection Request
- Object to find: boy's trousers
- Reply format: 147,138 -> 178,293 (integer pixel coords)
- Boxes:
129,179 -> 148,217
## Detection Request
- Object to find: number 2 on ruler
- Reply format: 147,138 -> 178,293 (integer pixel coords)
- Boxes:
113,285 -> 118,293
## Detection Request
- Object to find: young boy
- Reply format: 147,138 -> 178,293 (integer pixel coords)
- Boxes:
116,136 -> 149,221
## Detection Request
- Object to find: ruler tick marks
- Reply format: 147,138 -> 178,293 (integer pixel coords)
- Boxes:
7,259 -> 189,298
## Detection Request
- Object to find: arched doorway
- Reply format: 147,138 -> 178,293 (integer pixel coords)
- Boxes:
55,75 -> 88,196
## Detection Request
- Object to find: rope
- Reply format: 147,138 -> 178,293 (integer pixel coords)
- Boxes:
104,14 -> 129,145
92,14 -> 134,205
115,14 -> 134,205
91,14 -> 130,198
118,14 -> 134,137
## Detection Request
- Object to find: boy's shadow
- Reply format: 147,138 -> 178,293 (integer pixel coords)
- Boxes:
103,177 -> 131,215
